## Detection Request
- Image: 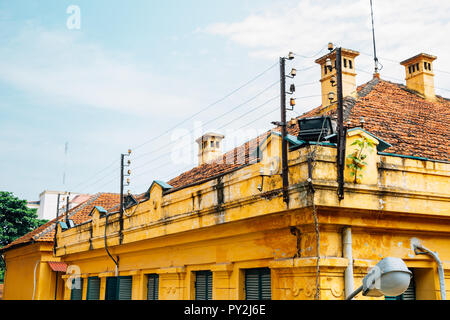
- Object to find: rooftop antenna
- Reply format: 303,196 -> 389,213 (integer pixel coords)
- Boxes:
63,141 -> 68,186
369,0 -> 382,75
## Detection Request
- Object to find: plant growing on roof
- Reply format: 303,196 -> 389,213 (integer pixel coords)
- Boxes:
346,137 -> 375,183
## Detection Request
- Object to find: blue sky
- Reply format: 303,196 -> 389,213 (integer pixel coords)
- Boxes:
1,0 -> 449,201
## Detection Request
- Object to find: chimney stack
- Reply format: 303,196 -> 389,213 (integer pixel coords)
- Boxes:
196,133 -> 224,166
315,47 -> 360,112
400,53 -> 437,100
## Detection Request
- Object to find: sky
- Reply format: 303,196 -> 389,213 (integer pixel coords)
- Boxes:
0,0 -> 449,201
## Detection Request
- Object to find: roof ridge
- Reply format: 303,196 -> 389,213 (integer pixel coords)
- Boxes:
357,77 -> 380,98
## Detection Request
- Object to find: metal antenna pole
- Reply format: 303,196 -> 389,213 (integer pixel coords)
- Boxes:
370,0 -> 379,74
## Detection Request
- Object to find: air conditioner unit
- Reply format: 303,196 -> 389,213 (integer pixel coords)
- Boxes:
297,116 -> 335,142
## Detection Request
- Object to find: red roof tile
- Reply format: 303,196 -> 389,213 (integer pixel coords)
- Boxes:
47,261 -> 68,272
168,77 -> 449,190
1,193 -> 120,252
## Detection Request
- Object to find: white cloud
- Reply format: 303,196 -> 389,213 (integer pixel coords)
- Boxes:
0,24 -> 198,116
203,0 -> 450,97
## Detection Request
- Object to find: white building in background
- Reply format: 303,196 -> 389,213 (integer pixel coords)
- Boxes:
27,191 -> 91,221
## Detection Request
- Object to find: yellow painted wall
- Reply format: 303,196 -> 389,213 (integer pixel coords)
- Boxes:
5,130 -> 449,300
3,243 -> 62,300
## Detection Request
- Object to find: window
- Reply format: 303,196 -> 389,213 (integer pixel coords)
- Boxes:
105,276 -> 132,300
385,273 -> 415,300
416,63 -> 420,72
245,268 -> 271,300
195,271 -> 213,300
349,60 -> 353,69
344,58 -> 347,68
147,274 -> 159,300
216,141 -> 220,148
70,277 -> 83,300
424,62 -> 428,71
324,65 -> 328,75
203,141 -> 207,149
86,277 -> 100,300
408,66 -> 412,74
210,141 -> 214,148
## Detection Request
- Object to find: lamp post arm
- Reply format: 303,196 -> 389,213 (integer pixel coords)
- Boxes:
346,285 -> 363,300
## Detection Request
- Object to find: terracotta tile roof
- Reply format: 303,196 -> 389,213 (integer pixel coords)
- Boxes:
296,78 -> 450,161
168,132 -> 270,189
47,261 -> 68,272
1,193 -> 120,252
168,77 -> 449,190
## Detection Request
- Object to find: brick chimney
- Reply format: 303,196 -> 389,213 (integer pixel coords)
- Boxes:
196,133 -> 224,166
315,47 -> 360,111
400,53 -> 437,100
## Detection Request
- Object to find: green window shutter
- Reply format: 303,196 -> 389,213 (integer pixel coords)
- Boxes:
147,274 -> 159,300
195,271 -> 213,300
118,276 -> 133,300
87,277 -> 100,300
70,277 -> 83,300
401,276 -> 416,300
260,270 -> 271,300
245,268 -> 271,300
105,277 -> 118,300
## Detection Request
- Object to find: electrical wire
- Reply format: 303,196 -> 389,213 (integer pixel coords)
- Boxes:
130,104 -> 281,191
356,67 -> 450,92
72,61 -> 322,193
133,79 -> 281,162
359,51 -> 450,76
68,62 -> 279,193
131,90 -> 325,191
67,159 -> 118,192
130,96 -> 280,183
293,45 -> 328,59
131,62 -> 279,152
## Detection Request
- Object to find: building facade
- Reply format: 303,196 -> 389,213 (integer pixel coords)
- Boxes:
1,48 -> 449,300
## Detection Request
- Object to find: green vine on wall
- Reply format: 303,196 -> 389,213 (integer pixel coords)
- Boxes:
346,137 -> 375,183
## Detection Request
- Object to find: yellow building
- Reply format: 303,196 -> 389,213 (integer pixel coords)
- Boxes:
1,48 -> 449,300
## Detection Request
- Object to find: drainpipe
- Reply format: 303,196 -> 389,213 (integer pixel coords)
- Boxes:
32,259 -> 40,300
413,243 -> 446,300
343,227 -> 354,299
104,213 -> 119,277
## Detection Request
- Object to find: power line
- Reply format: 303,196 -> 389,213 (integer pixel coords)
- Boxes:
359,51 -> 450,75
132,94 -> 280,174
68,159 -> 118,192
132,104 -> 282,190
68,62 -> 279,192
131,61 -> 279,151
131,79 -> 322,174
356,67 -> 450,92
70,60 -> 322,193
133,79 -> 281,162
131,91 -> 327,189
293,46 -> 328,59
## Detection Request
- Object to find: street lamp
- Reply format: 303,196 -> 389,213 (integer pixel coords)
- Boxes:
346,257 -> 412,300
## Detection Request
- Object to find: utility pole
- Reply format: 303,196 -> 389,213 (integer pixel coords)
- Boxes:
53,193 -> 61,255
280,57 -> 289,204
65,192 -> 70,224
276,52 -> 296,205
119,150 -> 131,245
336,47 -> 346,200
